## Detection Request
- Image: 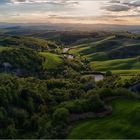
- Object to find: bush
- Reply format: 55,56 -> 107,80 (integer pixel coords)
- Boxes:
106,71 -> 112,76
88,94 -> 105,113
52,108 -> 69,124
59,95 -> 105,114
114,88 -> 135,98
98,88 -> 113,99
97,88 -> 134,99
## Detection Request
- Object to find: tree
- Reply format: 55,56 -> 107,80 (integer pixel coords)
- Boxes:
5,124 -> 17,139
137,56 -> 140,62
52,108 -> 69,124
106,71 -> 112,76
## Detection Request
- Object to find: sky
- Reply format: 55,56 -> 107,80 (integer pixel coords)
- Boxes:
0,0 -> 140,25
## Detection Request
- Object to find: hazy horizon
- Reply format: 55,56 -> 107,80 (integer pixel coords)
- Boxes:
0,0 -> 140,25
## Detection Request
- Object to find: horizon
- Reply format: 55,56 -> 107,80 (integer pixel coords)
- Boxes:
0,0 -> 140,25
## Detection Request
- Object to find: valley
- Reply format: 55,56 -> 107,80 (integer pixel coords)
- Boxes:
0,28 -> 140,139
1,0 -> 140,138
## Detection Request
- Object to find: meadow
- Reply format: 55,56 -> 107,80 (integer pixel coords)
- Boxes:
90,57 -> 140,72
39,52 -> 63,70
69,33 -> 140,74
68,99 -> 140,139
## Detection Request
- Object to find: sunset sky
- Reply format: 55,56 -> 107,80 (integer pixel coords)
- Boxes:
0,0 -> 140,25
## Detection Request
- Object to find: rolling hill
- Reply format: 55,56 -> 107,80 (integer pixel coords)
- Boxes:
40,52 -> 63,70
90,57 -> 140,71
0,29 -> 140,139
68,32 -> 140,73
0,36 -> 59,50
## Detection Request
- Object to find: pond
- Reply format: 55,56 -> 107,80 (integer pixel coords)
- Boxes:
64,54 -> 74,59
94,74 -> 104,82
82,74 -> 104,82
63,48 -> 69,53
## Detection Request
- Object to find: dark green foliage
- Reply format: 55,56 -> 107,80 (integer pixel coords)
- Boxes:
90,88 -> 135,99
0,74 -> 49,138
0,31 -> 140,139
58,32 -> 92,45
68,99 -> 140,139
52,108 -> 69,124
0,73 -> 96,138
128,106 -> 140,126
106,71 -> 112,76
0,48 -> 43,76
59,94 -> 105,114
0,36 -> 54,50
109,43 -> 140,59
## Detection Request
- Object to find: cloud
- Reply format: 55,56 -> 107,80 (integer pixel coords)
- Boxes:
0,0 -> 9,4
125,0 -> 140,7
0,0 -> 139,25
114,0 -> 140,7
10,0 -> 46,3
9,0 -> 78,5
103,0 -> 140,12
9,0 -> 26,3
103,4 -> 131,12
109,0 -> 120,3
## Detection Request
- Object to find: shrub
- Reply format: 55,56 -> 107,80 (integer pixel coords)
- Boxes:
98,88 -> 113,99
88,94 -> 105,113
97,88 -> 134,99
59,95 -> 105,114
52,107 -> 69,124
106,71 -> 112,76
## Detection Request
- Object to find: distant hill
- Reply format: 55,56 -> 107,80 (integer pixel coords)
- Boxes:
0,30 -> 140,74
67,32 -> 140,74
0,22 -> 140,33
109,43 -> 140,59
70,34 -> 140,59
0,36 -> 59,50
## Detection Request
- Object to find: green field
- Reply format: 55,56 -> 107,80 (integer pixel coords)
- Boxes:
40,52 -> 63,70
0,46 -> 13,52
68,35 -> 140,74
90,57 -> 140,73
69,36 -> 115,55
111,69 -> 140,74
68,99 -> 140,139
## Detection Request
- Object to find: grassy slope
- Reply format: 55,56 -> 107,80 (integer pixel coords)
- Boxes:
0,46 -> 13,52
0,36 -> 58,50
69,35 -> 140,74
68,99 -> 140,139
86,52 -> 109,61
70,41 -> 140,62
109,43 -> 140,59
69,36 -> 117,61
40,52 -> 63,70
69,36 -> 115,56
90,57 -> 140,73
111,69 -> 140,74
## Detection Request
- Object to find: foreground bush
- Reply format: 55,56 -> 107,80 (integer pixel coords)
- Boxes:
59,95 -> 105,114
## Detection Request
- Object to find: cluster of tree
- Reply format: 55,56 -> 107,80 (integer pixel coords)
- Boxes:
0,73 -> 136,138
59,95 -> 105,114
0,47 -> 43,76
97,75 -> 140,89
0,36 -> 59,51
0,33 -> 139,139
